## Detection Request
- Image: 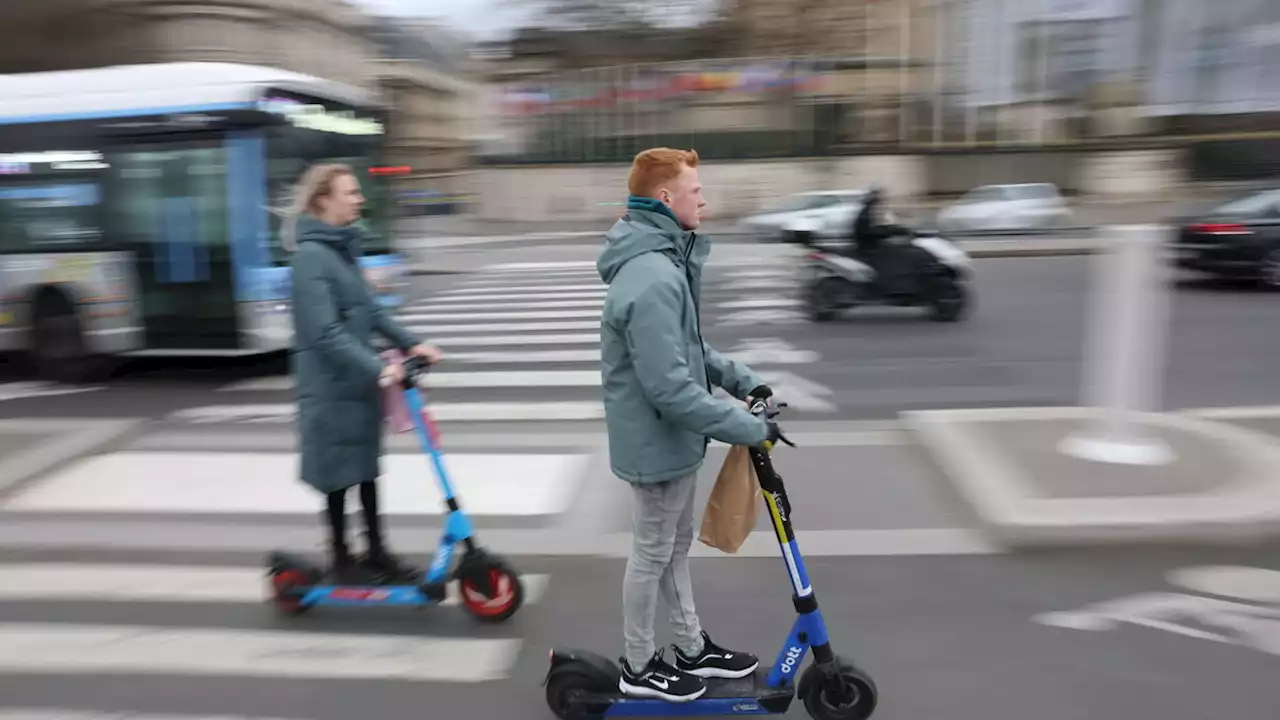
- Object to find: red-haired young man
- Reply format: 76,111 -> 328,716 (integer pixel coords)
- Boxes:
596,147 -> 782,702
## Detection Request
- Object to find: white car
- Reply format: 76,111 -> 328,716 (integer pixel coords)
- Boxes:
738,190 -> 866,242
935,183 -> 1073,235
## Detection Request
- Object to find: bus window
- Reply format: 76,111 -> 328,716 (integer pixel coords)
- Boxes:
0,182 -> 104,252
265,124 -> 393,265
108,143 -> 237,349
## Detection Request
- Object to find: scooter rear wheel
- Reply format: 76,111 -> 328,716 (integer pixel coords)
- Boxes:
545,670 -> 611,720
269,568 -> 313,616
459,558 -> 524,622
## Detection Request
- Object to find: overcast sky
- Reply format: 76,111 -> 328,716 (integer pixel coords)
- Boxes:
348,0 -> 535,41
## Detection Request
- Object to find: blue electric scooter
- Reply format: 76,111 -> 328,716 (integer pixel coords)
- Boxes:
266,355 -> 524,623
543,401 -> 878,719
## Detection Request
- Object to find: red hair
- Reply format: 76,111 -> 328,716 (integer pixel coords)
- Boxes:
627,147 -> 699,198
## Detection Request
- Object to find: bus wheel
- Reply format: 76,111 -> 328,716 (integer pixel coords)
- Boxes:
30,293 -> 98,384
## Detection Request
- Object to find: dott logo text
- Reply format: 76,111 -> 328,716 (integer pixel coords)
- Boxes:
780,646 -> 802,674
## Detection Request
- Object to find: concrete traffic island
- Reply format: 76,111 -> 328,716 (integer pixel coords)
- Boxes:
907,224 -> 1280,548
902,406 -> 1280,547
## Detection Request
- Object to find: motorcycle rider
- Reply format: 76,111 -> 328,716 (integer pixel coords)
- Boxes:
849,185 -> 908,293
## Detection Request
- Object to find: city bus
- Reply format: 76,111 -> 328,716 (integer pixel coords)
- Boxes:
0,62 -> 410,381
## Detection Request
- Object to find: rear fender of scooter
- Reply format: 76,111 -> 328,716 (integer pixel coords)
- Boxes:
543,648 -> 619,689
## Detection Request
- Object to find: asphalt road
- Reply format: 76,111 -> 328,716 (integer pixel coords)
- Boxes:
4,251 -> 1276,422
0,544 -> 1276,720
701,253 -> 1280,419
2,248 -> 1280,719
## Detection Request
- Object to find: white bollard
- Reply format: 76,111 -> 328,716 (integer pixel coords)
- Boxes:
1060,224 -> 1174,465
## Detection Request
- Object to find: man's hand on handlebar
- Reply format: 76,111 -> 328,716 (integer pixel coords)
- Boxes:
747,384 -> 773,406
748,396 -> 795,451
762,420 -> 791,451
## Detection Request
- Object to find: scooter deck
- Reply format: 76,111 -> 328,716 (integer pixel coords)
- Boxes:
585,668 -> 794,712
267,551 -> 446,602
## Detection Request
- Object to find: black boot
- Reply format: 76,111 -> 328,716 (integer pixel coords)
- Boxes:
325,489 -> 366,584
356,481 -> 420,583
360,537 -> 421,584
330,543 -> 366,585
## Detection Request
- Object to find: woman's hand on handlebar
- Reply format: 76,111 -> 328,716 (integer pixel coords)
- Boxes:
407,343 -> 444,364
379,363 -> 405,387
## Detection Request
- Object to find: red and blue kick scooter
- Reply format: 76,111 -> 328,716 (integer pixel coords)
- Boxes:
266,355 -> 524,623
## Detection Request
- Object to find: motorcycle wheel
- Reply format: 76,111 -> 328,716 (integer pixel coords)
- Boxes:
807,277 -> 843,322
927,275 -> 968,322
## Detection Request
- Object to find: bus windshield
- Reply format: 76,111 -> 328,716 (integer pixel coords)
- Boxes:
266,124 -> 393,264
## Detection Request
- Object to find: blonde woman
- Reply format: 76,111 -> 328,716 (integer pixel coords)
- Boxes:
286,163 -> 443,584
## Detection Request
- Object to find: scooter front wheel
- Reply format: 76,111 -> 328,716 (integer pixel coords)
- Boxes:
458,556 -> 524,622
800,660 -> 878,720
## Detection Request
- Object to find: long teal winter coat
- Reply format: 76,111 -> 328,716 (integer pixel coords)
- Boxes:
598,197 -> 770,485
290,214 -> 420,494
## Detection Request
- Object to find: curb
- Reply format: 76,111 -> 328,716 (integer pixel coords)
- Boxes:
404,239 -> 1100,274
899,406 -> 1280,548
963,243 -> 1096,259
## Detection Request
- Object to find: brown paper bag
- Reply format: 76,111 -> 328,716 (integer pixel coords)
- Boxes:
698,445 -> 760,554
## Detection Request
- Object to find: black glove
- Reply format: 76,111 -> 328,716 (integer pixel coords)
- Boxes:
760,420 -> 786,450
748,384 -> 773,401
766,421 -> 783,443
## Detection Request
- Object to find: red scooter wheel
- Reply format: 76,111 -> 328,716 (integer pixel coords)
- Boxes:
270,568 -> 312,616
459,560 -> 523,622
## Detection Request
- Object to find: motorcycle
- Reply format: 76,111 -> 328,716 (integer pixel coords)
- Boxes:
787,217 -> 972,323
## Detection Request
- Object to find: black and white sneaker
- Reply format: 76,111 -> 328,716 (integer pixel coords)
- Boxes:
618,648 -> 707,702
673,630 -> 759,679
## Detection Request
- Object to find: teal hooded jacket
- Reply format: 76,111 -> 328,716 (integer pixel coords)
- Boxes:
290,214 -> 420,494
597,197 -> 770,484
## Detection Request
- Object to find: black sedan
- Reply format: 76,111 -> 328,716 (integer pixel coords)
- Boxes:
1170,188 -> 1280,286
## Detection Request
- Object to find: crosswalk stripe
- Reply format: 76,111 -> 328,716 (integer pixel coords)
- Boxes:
0,623 -> 519,682
447,349 -> 600,363
430,333 -> 598,347
442,284 -> 602,294
398,309 -> 602,321
415,290 -> 606,303
406,320 -> 599,334
718,297 -> 804,308
169,401 -> 606,423
2,451 -> 588,517
406,299 -> 604,312
424,370 -> 600,387
459,272 -> 600,286
220,369 -> 599,392
0,564 -> 550,605
485,261 -> 597,271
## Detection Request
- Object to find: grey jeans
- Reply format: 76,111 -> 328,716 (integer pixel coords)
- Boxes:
622,472 -> 703,670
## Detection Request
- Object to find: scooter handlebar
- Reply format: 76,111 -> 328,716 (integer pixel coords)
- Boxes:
749,399 -> 796,448
378,355 -> 434,389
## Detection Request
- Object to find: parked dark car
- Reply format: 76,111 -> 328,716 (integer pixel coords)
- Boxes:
1170,188 -> 1280,286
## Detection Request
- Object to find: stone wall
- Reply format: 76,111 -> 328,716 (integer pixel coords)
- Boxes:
465,149 -> 1187,223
